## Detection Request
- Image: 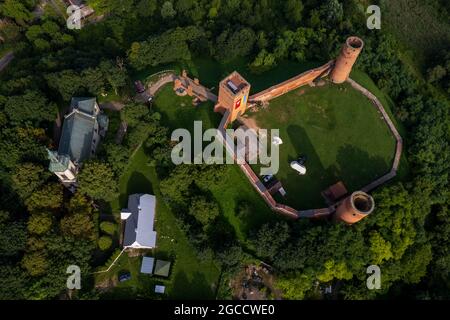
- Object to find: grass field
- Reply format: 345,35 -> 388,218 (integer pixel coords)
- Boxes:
96,57 -> 407,296
98,147 -> 221,299
249,80 -> 397,209
97,85 -> 276,298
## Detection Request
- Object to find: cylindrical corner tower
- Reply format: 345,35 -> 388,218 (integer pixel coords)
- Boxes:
334,191 -> 374,224
330,36 -> 364,84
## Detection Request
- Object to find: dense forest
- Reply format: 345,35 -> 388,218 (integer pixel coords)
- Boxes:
0,0 -> 448,299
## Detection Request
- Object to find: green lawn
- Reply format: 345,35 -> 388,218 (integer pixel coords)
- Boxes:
349,70 -> 410,180
250,79 -> 398,209
153,85 -> 221,131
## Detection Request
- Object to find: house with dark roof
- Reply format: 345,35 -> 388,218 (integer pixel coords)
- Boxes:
47,97 -> 108,186
121,194 -> 157,249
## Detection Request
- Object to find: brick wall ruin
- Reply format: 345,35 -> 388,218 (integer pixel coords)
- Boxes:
249,61 -> 334,103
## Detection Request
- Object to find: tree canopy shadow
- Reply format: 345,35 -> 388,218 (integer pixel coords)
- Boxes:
171,271 -> 214,299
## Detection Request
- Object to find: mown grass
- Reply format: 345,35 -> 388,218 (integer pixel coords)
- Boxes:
98,85 -> 277,298
97,59 -> 404,296
382,0 -> 450,72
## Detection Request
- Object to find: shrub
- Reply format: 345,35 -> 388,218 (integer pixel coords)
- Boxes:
98,236 -> 113,251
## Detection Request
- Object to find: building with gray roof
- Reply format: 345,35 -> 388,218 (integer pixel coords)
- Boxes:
140,256 -> 155,274
121,194 -> 157,249
47,97 -> 108,186
154,260 -> 171,277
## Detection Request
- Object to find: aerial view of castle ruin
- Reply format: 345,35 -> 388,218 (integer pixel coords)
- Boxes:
1,0 -> 448,308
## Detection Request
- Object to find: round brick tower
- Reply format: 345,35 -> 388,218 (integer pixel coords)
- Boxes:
330,36 -> 364,84
334,191 -> 374,224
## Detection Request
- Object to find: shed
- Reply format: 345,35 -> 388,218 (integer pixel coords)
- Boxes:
154,260 -> 171,277
140,257 -> 155,274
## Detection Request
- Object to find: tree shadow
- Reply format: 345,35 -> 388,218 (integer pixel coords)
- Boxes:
333,144 -> 389,191
122,172 -> 154,206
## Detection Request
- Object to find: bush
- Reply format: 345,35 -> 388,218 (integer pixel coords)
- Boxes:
100,221 -> 117,236
98,236 -> 113,251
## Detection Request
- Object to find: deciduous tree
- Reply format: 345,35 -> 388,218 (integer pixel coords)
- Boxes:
78,161 -> 118,201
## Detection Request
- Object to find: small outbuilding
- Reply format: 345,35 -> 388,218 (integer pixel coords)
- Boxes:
140,257 -> 155,274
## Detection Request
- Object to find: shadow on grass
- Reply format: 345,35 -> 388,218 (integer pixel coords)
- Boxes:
171,271 -> 214,299
235,196 -> 278,236
283,126 -> 390,208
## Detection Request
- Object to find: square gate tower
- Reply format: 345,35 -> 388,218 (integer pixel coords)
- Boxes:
214,71 -> 251,123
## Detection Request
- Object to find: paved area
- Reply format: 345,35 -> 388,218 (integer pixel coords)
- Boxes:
115,122 -> 127,144
183,77 -> 218,102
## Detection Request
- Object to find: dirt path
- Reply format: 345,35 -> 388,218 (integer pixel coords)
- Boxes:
347,78 -> 403,192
